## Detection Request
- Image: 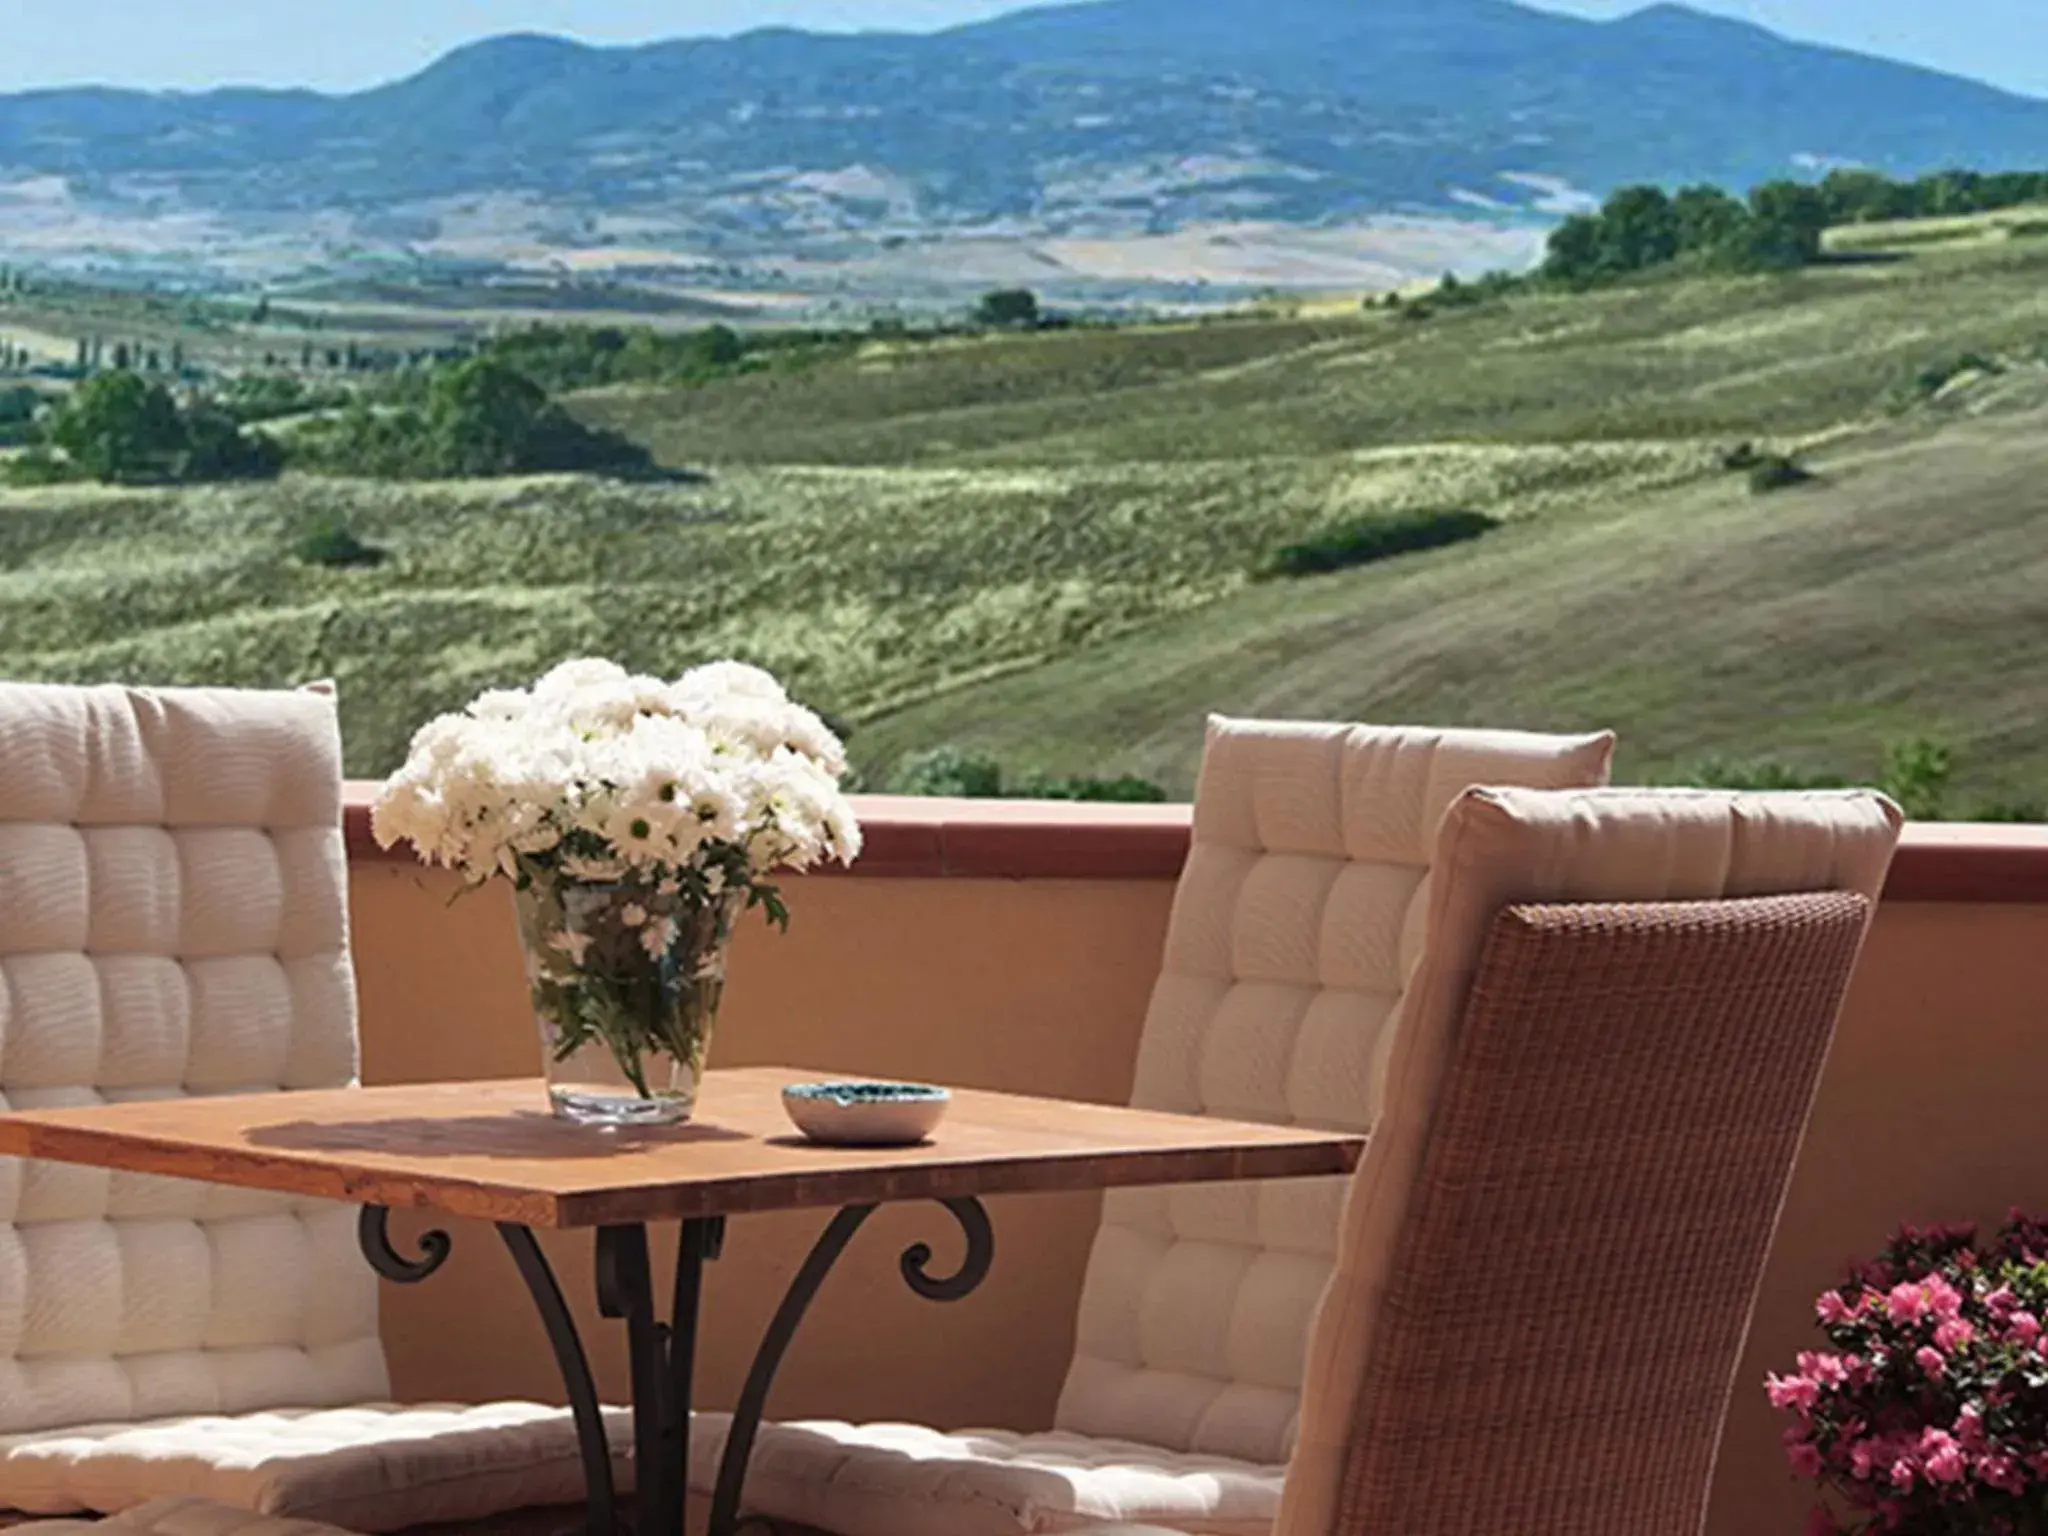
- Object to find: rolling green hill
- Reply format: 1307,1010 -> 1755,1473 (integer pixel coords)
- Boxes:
573,240 -> 2048,467
2,234 -> 2046,807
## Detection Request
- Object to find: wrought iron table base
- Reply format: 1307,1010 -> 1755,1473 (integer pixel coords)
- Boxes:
359,1199 -> 995,1536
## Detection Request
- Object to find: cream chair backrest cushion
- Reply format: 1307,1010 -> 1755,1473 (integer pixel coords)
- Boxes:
1053,718 -> 1615,1464
1278,785 -> 1902,1536
0,683 -> 385,1434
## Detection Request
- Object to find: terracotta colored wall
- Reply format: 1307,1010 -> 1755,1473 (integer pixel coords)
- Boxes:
348,809 -> 2048,1536
1709,901 -> 2048,1536
350,860 -> 1172,1431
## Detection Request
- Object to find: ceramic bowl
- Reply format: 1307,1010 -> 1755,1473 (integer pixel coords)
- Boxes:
782,1081 -> 951,1146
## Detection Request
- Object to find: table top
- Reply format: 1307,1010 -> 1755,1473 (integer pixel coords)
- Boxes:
0,1068 -> 1366,1228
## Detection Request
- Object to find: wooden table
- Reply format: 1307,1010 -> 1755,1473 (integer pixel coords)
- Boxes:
0,1067 -> 1364,1536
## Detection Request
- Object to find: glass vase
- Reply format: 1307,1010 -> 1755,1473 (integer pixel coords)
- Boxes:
513,877 -> 743,1126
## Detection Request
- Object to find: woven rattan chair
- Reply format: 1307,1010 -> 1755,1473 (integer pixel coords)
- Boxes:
1272,784 -> 1902,1536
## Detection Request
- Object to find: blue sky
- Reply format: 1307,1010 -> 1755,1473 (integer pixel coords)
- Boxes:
0,1 -> 2040,98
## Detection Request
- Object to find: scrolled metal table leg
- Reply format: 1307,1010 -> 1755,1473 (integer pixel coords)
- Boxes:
358,1204 -> 451,1282
706,1197 -> 996,1536
499,1224 -> 622,1536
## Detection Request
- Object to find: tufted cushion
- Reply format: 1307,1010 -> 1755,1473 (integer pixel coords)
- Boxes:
0,1402 -> 632,1533
1053,717 -> 1614,1464
0,684 -> 377,1444
0,683 -> 627,1532
1276,786 -> 1902,1536
687,1417 -> 1277,1536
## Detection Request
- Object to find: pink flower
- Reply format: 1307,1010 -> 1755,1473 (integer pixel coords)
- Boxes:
1849,1437 -> 1885,1481
1769,1373 -> 1822,1413
1925,1275 -> 1965,1319
2027,1449 -> 2048,1480
1891,1458 -> 1917,1492
1985,1285 -> 2018,1317
1921,1431 -> 1966,1485
1817,1291 -> 1855,1325
1978,1453 -> 2026,1494
1933,1318 -> 1976,1353
1887,1282 -> 1929,1324
1915,1345 -> 1946,1378
1797,1351 -> 1850,1387
2009,1310 -> 2042,1345
1787,1440 -> 1823,1479
1955,1406 -> 1986,1448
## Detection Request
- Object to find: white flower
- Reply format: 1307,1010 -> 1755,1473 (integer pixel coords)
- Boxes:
548,929 -> 594,964
640,916 -> 678,960
676,660 -> 787,704
620,903 -> 649,927
369,655 -> 863,891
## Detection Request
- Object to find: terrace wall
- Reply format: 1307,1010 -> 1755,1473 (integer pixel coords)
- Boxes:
345,793 -> 2048,1536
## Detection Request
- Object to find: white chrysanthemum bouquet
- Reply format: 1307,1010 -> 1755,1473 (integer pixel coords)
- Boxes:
372,658 -> 861,1124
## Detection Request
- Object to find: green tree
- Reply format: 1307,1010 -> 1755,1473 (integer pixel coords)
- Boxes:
48,370 -> 186,482
695,324 -> 744,368
1672,185 -> 1752,260
1744,181 -> 1832,269
890,747 -> 1005,798
1596,186 -> 1683,273
181,404 -> 283,481
424,357 -> 560,476
975,288 -> 1041,329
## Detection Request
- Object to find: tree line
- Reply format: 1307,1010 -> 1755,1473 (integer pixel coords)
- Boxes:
1542,165 -> 2048,285
5,357 -> 657,488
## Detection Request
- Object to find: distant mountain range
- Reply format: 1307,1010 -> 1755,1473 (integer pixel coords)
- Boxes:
2,0 -> 2046,288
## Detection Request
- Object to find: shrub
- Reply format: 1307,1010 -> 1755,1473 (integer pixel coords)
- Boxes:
1882,736 -> 1954,821
889,746 -> 1004,799
295,521 -> 388,569
1682,757 -> 1851,792
1262,508 -> 1499,578
1771,1215 -> 2048,1536
974,289 -> 1041,330
1011,771 -> 1169,804
1749,454 -> 1817,494
1916,352 -> 2005,397
1683,736 -> 1954,818
890,749 -> 1167,803
1,447 -> 79,487
1972,801 -> 2047,823
290,357 -> 660,480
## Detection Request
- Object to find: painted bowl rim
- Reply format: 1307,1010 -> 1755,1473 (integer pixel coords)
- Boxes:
782,1080 -> 952,1105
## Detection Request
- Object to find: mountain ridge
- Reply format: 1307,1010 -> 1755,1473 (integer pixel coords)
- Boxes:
1,0 -> 2044,290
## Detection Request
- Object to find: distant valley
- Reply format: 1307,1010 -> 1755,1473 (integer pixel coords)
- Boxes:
2,0 -> 2047,308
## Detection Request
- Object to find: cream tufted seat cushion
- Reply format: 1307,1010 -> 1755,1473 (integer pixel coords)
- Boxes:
688,1421 -> 1271,1536
0,1403 -> 631,1532
691,717 -> 1615,1536
0,684 -> 616,1531
6,1494 -> 363,1536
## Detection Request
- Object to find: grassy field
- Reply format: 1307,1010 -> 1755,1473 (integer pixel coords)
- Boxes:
0,440 -> 1709,775
1,231 -> 2046,804
573,239 -> 2048,467
857,406 -> 2048,806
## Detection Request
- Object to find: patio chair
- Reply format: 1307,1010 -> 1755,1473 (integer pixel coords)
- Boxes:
0,778 -> 1899,1536
0,682 -> 625,1533
680,716 -> 1619,1536
693,782 -> 1901,1536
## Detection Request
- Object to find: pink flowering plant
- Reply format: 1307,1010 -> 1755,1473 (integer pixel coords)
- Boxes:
1772,1215 -> 2048,1535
